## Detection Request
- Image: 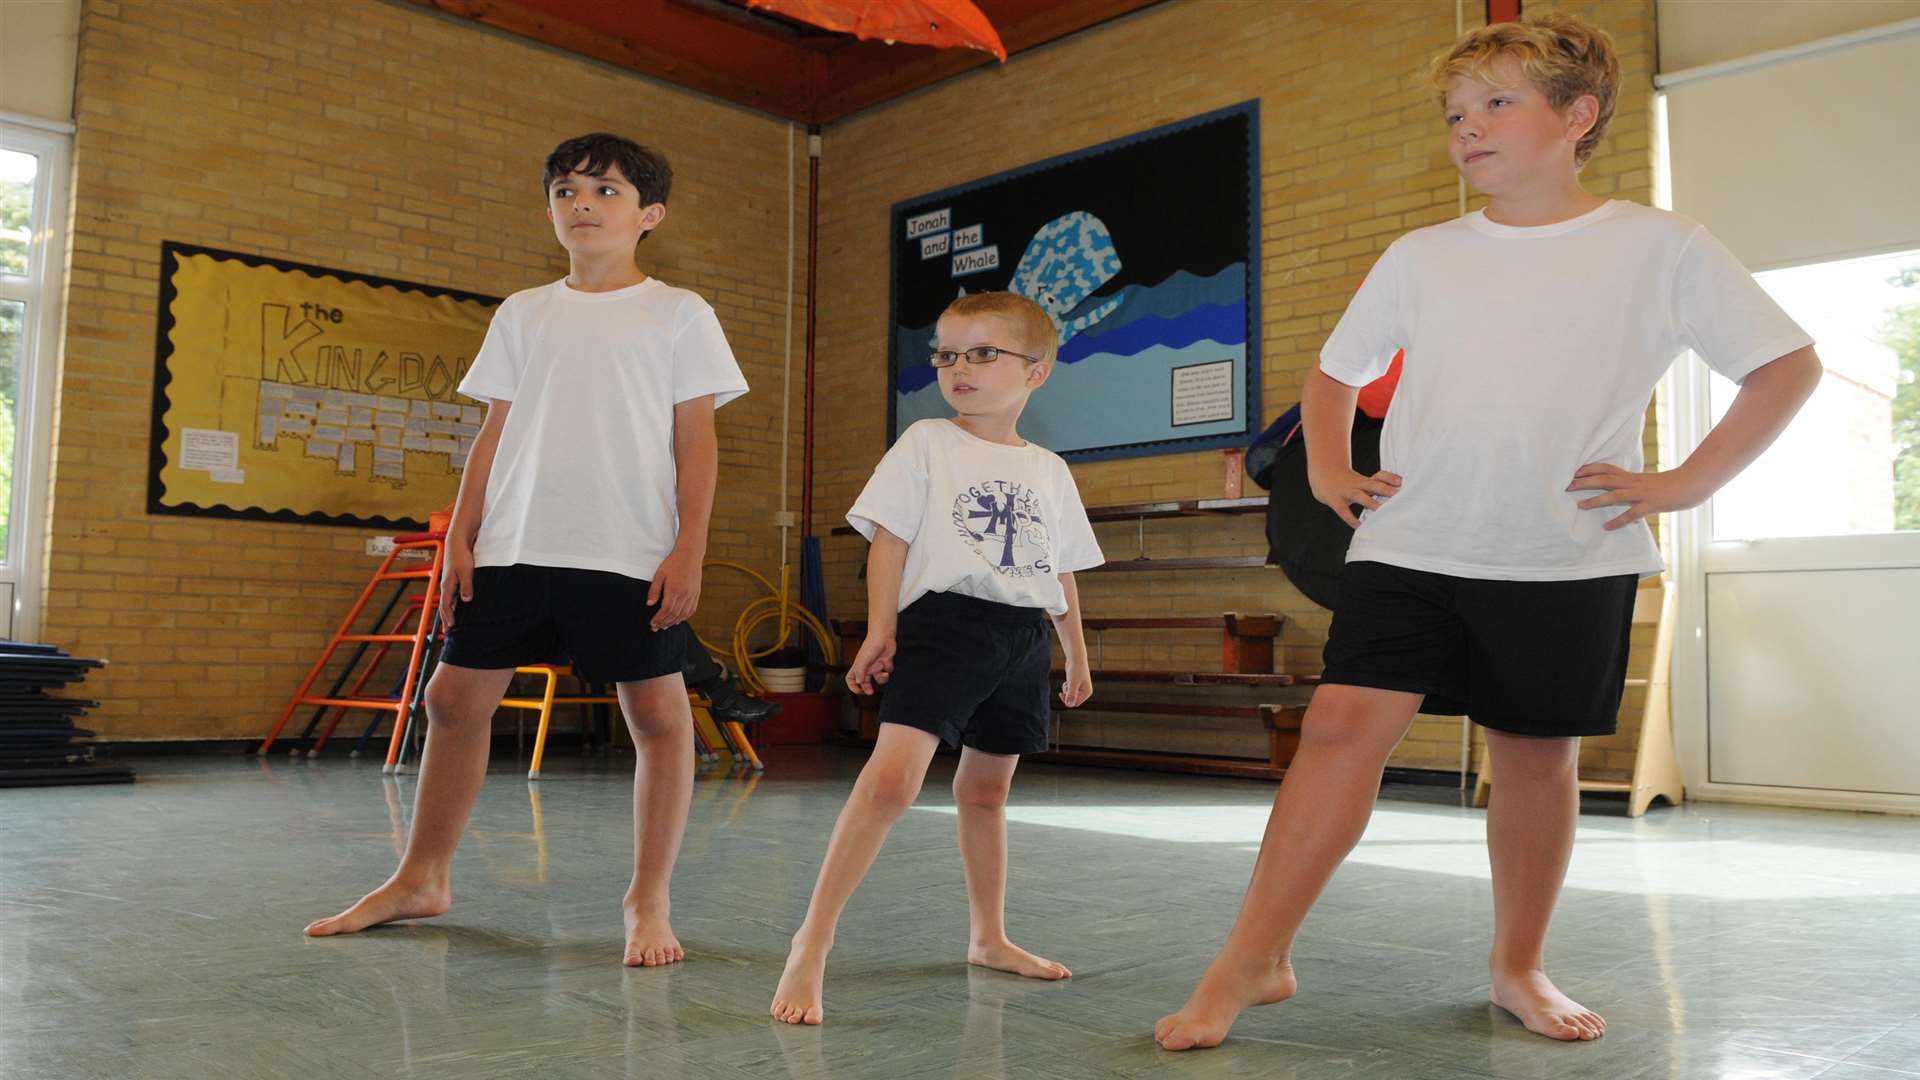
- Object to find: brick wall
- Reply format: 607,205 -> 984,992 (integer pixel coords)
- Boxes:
48,0 -> 1666,769
50,0 -> 805,739
808,0 -> 1660,775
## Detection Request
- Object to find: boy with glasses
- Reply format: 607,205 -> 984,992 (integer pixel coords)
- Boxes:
770,291 -> 1104,1025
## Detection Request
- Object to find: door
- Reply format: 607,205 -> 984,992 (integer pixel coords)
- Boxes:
1672,248 -> 1920,810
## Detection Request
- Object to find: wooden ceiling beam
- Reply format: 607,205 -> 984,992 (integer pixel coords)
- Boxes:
410,0 -> 824,120
807,0 -> 1169,122
414,0 -> 1171,125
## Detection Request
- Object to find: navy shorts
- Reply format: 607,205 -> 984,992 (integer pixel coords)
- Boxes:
438,563 -> 690,684
877,591 -> 1054,756
1321,561 -> 1638,737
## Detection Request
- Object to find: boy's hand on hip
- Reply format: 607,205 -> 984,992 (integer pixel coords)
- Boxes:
438,540 -> 474,629
1568,463 -> 1708,531
1059,656 -> 1093,708
647,546 -> 701,630
845,634 -> 896,695
1309,467 -> 1402,529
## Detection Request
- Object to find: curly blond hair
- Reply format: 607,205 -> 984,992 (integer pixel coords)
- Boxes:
1428,11 -> 1619,168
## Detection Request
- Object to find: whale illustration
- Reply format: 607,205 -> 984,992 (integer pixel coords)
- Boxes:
1001,211 -> 1124,346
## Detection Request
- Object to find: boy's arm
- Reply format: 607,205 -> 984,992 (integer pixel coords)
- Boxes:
1570,345 -> 1822,530
1303,368 -> 1402,528
650,394 -> 719,630
1051,572 -> 1092,708
439,399 -> 510,628
845,527 -> 909,695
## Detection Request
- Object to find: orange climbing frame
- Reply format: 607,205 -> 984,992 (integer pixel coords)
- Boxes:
257,532 -> 444,769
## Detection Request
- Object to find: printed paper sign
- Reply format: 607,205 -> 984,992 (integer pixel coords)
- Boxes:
951,245 -> 1000,277
1171,359 -> 1236,426
906,208 -> 951,238
180,428 -> 240,471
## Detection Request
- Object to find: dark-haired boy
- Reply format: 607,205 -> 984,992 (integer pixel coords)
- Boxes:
307,133 -> 749,968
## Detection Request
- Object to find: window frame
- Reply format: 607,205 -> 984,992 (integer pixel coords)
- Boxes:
0,116 -> 74,640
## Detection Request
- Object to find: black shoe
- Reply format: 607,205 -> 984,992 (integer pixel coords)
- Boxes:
704,683 -> 781,725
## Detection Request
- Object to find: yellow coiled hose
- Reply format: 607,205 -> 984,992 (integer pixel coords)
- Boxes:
696,560 -> 838,696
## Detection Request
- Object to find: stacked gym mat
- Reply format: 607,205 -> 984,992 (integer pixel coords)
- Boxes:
0,641 -> 131,787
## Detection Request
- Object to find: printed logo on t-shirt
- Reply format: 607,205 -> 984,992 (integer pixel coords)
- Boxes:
951,481 -> 1053,577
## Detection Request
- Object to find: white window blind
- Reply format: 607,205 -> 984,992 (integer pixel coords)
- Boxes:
1660,19 -> 1920,271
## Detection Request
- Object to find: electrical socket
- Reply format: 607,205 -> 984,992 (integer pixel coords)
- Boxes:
365,536 -> 396,556
774,510 -> 798,528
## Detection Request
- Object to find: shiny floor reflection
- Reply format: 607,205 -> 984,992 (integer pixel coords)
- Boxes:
2,747 -> 1916,1079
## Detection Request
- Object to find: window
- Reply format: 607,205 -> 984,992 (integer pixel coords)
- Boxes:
0,120 -> 70,639
1707,248 -> 1920,542
0,146 -> 41,560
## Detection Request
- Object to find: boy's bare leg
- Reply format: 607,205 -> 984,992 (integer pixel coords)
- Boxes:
771,722 -> 942,1025
306,663 -> 516,936
952,747 -> 1069,980
1155,685 -> 1422,1050
1482,729 -> 1604,1041
617,673 -> 697,967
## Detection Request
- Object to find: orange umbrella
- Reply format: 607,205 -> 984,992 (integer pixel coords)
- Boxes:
746,0 -> 1008,61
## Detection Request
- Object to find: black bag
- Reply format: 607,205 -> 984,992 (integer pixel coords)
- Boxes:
1257,412 -> 1384,611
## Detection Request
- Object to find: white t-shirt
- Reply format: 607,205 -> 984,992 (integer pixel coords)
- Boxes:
1320,200 -> 1812,580
847,419 -> 1105,615
458,277 -> 748,581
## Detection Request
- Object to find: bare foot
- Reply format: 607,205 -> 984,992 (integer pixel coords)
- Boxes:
1490,969 -> 1605,1041
304,878 -> 450,937
770,936 -> 829,1025
623,904 -> 683,968
967,938 -> 1071,980
1154,954 -> 1298,1051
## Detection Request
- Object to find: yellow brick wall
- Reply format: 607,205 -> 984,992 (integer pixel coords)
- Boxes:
49,0 -> 807,739
47,0 -> 1667,765
810,0 -> 1660,776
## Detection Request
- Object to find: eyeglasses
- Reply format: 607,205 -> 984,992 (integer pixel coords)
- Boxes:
928,345 -> 1041,368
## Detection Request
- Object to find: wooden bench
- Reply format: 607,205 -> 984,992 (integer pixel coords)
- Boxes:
1079,614 -> 1282,673
1085,554 -> 1271,573
829,613 -> 1316,779
826,495 -> 1269,538
830,496 -> 1278,575
833,613 -> 1284,676
1024,703 -> 1303,779
1039,669 -> 1316,687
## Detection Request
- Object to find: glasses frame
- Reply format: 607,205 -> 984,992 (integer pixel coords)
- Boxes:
927,344 -> 1042,368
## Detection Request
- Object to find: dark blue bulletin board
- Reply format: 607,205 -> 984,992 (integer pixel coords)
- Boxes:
888,101 -> 1261,461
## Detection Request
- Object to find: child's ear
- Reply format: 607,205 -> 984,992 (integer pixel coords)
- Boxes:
1026,359 -> 1053,389
1565,93 -> 1600,142
640,202 -> 668,232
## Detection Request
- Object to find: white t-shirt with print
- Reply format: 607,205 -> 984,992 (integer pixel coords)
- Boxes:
1319,200 -> 1812,581
847,419 -> 1105,616
457,277 -> 748,581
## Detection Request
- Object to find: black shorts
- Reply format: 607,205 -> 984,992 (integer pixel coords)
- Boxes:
438,563 -> 690,684
1321,561 -> 1638,737
877,591 -> 1053,757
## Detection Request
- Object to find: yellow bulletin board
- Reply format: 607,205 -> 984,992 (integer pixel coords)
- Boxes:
148,243 -> 501,529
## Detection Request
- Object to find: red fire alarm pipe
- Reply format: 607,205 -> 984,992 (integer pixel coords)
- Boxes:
801,123 -> 821,538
